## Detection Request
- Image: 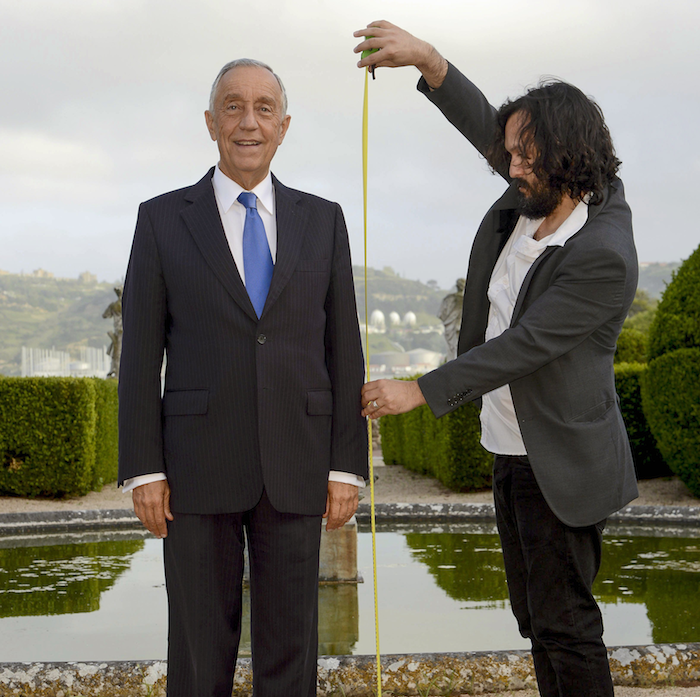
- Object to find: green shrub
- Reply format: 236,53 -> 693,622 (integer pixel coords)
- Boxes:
647,246 -> 700,361
379,401 -> 491,492
379,412 -> 404,466
0,378 -> 95,496
615,328 -> 647,364
0,377 -> 118,497
623,308 -> 655,334
614,362 -> 670,479
432,402 -> 492,490
91,377 -> 119,490
398,406 -> 433,475
641,245 -> 700,498
641,349 -> 700,497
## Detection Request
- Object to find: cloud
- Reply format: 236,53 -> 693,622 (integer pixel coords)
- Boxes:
0,0 -> 698,285
0,129 -> 116,203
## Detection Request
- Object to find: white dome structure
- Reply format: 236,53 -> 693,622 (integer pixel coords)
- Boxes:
370,309 -> 386,331
403,311 -> 417,327
389,311 -> 401,327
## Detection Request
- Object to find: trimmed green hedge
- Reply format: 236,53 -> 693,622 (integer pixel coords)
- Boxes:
615,328 -> 647,364
0,377 -> 119,497
641,349 -> 700,497
380,401 -> 492,492
647,246 -> 700,361
92,378 -> 119,490
642,245 -> 700,498
614,362 -> 670,480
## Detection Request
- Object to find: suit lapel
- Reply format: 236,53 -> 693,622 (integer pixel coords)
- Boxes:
262,176 -> 307,318
476,184 -> 520,301
180,169 -> 258,322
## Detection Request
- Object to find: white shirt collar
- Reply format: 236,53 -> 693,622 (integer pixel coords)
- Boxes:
522,194 -> 591,250
211,165 -> 275,216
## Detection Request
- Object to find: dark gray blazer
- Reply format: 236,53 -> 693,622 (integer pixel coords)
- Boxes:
118,169 -> 368,516
417,65 -> 639,527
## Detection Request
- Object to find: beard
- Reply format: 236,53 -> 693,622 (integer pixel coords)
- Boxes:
515,178 -> 563,220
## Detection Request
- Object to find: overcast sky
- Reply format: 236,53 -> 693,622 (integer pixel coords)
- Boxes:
1,0 -> 697,289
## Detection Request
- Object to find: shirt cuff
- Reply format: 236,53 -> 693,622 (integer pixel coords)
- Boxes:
328,470 -> 366,488
124,471 -> 363,493
122,472 -> 167,493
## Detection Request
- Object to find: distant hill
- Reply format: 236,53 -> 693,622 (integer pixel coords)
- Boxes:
0,272 -> 116,376
637,262 -> 680,298
352,265 -> 444,325
0,261 -> 680,375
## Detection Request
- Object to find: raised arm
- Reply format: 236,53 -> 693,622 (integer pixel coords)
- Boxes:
353,20 -> 507,179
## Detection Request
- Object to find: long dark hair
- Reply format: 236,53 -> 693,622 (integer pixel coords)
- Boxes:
486,80 -> 620,206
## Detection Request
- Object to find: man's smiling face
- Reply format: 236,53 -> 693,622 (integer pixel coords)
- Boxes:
205,65 -> 291,190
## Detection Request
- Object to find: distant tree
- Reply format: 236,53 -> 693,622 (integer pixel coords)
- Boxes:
623,288 -> 658,334
628,288 -> 657,317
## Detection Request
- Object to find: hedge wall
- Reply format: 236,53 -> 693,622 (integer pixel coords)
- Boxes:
0,377 -> 119,497
642,245 -> 700,497
92,378 -> 119,490
614,362 -> 670,480
379,400 -> 492,492
647,246 -> 700,361
641,349 -> 700,497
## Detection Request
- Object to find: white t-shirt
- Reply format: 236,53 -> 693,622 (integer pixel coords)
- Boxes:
479,198 -> 590,455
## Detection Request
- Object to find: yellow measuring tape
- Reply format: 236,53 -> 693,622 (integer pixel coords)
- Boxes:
362,64 -> 383,697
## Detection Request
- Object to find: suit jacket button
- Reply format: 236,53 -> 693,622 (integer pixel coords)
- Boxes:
257,334 -> 267,345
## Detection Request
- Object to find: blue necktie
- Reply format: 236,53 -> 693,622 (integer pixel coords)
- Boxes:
238,191 -> 273,317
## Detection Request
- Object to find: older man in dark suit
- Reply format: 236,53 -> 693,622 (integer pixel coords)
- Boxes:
118,59 -> 368,697
355,22 -> 638,697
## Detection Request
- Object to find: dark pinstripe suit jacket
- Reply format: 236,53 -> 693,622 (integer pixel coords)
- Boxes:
117,169 -> 368,515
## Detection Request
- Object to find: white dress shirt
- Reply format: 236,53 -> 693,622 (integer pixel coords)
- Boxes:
212,165 -> 278,281
479,198 -> 590,456
123,166 -> 364,493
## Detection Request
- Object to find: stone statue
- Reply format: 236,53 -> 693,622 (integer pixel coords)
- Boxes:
103,286 -> 123,379
438,278 -> 465,361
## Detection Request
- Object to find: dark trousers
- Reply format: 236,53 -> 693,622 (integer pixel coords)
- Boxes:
493,456 -> 614,697
163,490 -> 322,697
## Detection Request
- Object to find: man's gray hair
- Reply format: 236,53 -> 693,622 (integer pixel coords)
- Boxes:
208,59 -> 288,115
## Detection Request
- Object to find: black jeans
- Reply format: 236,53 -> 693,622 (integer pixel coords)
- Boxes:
493,455 -> 614,697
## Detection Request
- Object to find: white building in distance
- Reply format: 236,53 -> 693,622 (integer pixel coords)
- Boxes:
370,309 -> 386,332
21,346 -> 110,379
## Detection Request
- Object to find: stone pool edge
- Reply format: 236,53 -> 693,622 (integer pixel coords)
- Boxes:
2,502 -> 700,535
1,644 -> 699,696
2,504 -> 699,695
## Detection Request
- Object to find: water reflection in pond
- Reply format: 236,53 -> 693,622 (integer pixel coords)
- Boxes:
0,523 -> 698,661
398,525 -> 700,649
0,538 -> 145,618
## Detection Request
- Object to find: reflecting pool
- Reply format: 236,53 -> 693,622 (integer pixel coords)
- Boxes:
0,523 -> 699,661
